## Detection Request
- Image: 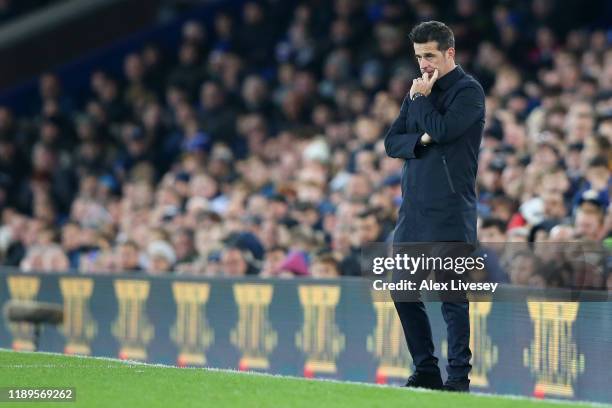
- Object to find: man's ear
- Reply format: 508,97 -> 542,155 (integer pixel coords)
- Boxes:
446,47 -> 456,59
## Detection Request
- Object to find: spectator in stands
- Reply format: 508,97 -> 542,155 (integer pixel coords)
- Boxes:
574,206 -> 605,243
61,221 -> 82,269
507,251 -> 541,286
167,42 -> 203,100
310,252 -> 341,279
258,245 -> 285,276
146,240 -> 176,274
220,246 -> 250,277
117,240 -> 142,273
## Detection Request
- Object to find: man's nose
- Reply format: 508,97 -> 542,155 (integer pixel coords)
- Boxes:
419,60 -> 430,70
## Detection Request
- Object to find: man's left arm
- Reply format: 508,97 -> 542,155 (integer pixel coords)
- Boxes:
408,85 -> 484,145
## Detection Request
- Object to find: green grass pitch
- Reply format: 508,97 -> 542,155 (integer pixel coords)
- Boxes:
0,350 -> 607,408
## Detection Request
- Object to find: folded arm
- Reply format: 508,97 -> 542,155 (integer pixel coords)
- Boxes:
407,85 -> 484,145
384,97 -> 423,160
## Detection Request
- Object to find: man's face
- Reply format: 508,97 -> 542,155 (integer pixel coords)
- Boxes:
575,211 -> 602,241
541,171 -> 569,194
311,261 -> 339,279
543,191 -> 567,218
149,255 -> 171,274
586,166 -> 609,186
61,224 -> 81,250
510,255 -> 535,286
119,245 -> 139,270
357,215 -> 380,244
413,41 -> 454,77
173,233 -> 194,260
346,175 -> 371,200
261,249 -> 286,277
221,249 -> 248,276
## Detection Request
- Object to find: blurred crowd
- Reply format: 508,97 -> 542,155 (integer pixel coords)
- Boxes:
0,0 -> 610,288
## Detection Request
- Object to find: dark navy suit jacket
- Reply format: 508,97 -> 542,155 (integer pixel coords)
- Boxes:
385,65 -> 485,243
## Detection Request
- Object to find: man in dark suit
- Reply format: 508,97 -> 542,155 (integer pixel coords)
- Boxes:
384,21 -> 485,392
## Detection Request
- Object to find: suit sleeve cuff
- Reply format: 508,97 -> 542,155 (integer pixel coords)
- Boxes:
407,96 -> 439,143
397,133 -> 421,159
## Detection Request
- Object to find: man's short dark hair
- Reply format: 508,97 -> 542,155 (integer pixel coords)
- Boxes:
121,240 -> 140,251
480,217 -> 507,234
408,21 -> 455,51
588,155 -> 608,169
357,207 -> 380,220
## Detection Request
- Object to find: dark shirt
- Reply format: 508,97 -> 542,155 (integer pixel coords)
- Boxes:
385,65 -> 485,243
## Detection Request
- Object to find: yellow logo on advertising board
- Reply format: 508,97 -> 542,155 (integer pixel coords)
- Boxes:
6,276 -> 40,351
112,280 -> 154,361
469,302 -> 497,387
367,300 -> 412,383
60,278 -> 97,355
296,285 -> 345,376
171,282 -> 214,366
523,302 -> 585,397
230,284 -> 277,370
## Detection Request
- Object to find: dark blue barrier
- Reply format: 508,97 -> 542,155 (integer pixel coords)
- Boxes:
1,271 -> 611,404
0,0 -> 246,114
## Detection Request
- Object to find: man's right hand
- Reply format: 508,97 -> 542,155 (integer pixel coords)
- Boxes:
409,69 -> 439,99
420,133 -> 433,145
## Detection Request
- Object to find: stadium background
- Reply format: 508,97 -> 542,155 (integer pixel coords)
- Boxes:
0,0 -> 611,405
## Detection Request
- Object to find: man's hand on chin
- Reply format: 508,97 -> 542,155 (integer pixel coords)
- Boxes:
409,69 -> 439,99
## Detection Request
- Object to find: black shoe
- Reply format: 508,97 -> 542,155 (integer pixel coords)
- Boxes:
403,372 -> 443,390
442,378 -> 470,392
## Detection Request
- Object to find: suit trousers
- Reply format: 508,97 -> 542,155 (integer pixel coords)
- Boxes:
390,242 -> 473,379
